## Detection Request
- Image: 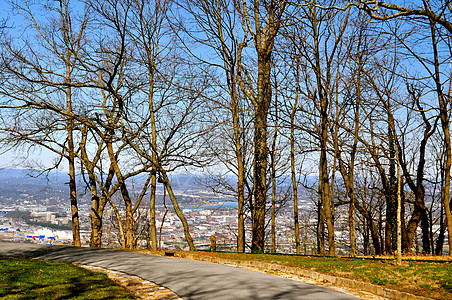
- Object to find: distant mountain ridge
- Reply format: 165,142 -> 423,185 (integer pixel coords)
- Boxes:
0,168 -> 208,206
0,169 -> 69,206
0,168 -> 318,207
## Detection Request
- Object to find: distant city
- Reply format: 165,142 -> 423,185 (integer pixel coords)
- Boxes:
2,168 -> 446,255
0,168 -> 319,253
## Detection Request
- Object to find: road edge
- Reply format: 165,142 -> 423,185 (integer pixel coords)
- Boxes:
175,252 -> 433,300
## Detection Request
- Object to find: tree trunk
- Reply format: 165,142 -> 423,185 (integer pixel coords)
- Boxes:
251,52 -> 272,253
149,169 -> 158,251
396,143 -> 402,265
441,125 -> 452,255
149,67 -> 158,251
363,223 -> 369,256
271,152 -> 277,253
421,209 -> 431,254
386,125 -> 397,254
320,134 -> 334,255
80,127 -> 101,248
349,199 -> 356,257
88,173 -> 101,248
270,94 -> 279,253
436,197 -> 446,255
67,97 -> 80,247
291,61 -> 301,255
312,4 -> 334,256
232,81 -> 246,253
338,159 -> 359,257
252,102 -> 268,252
80,126 -> 114,248
106,140 -> 134,250
237,162 -> 246,253
160,170 -> 195,251
430,19 -> 452,255
87,164 -> 113,248
235,0 -> 286,253
64,9 -> 80,246
317,198 -> 325,254
109,197 -> 126,248
291,124 -> 300,255
355,199 -> 382,255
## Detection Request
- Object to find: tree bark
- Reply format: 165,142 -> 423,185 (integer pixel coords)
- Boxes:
61,0 -> 80,247
106,139 -> 135,250
66,80 -> 80,247
252,101 -> 269,252
291,123 -> 300,255
159,169 -> 195,251
148,67 -> 158,251
386,125 -> 397,254
291,61 -> 301,255
311,3 -> 335,256
236,0 -> 287,253
149,169 -> 158,251
232,68 -> 246,253
355,198 -> 382,255
429,18 -> 452,255
271,142 -> 277,253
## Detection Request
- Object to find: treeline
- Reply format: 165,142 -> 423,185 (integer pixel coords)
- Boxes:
0,0 -> 451,256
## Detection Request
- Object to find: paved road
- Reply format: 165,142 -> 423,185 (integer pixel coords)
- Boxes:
0,242 -> 360,299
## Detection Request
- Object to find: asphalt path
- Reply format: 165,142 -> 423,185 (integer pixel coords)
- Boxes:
0,242 -> 361,299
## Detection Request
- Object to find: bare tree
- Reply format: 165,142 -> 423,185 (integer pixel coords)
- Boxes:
349,0 -> 452,256
178,0 -> 252,252
350,0 -> 452,34
235,0 -> 288,253
286,1 -> 351,256
127,0 -> 172,251
124,56 -> 212,252
0,0 -> 91,247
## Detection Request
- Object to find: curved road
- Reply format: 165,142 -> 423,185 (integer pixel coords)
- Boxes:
0,242 -> 360,299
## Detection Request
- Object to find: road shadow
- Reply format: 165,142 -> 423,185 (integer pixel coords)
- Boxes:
0,242 -> 360,300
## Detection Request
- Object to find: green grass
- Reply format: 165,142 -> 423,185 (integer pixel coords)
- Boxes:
0,256 -> 134,299
185,251 -> 451,300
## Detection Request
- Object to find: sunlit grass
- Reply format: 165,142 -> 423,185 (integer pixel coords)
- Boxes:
0,256 -> 134,299
185,251 -> 451,300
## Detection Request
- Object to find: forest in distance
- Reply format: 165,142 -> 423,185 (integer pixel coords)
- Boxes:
0,0 -> 451,257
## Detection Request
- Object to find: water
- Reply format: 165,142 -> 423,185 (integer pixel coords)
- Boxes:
184,201 -> 238,210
